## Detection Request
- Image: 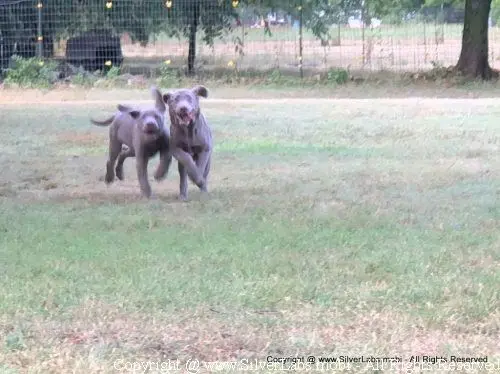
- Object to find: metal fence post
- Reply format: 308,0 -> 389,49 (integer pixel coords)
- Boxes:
36,0 -> 43,58
298,0 -> 303,79
361,0 -> 365,67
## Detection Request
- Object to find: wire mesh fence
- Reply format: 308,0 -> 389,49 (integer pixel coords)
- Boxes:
2,0 -> 500,76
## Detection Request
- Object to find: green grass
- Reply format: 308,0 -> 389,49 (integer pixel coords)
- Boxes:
0,88 -> 499,372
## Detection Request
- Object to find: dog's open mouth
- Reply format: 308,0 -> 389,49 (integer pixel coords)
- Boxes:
177,112 -> 195,125
143,124 -> 160,134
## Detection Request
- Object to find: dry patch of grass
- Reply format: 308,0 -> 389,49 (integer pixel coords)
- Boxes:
1,301 -> 499,373
4,75 -> 500,106
56,131 -> 105,148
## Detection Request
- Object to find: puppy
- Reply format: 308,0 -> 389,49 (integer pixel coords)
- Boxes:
162,85 -> 212,201
90,87 -> 172,198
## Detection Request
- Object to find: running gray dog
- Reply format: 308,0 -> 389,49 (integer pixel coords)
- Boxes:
90,87 -> 172,198
161,85 -> 212,201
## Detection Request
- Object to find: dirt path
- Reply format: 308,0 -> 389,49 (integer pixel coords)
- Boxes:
2,85 -> 499,105
1,97 -> 499,107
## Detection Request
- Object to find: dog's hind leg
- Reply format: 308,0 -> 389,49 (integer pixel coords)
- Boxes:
115,148 -> 135,181
105,139 -> 122,184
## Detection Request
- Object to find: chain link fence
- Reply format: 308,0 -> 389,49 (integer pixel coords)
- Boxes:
2,0 -> 500,76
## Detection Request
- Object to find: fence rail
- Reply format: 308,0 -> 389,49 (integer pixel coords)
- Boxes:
1,0 -> 500,76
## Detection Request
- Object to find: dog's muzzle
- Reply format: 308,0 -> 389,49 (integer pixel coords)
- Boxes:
176,107 -> 196,126
144,122 -> 160,134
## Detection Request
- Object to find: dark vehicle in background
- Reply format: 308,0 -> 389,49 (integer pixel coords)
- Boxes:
65,30 -> 123,72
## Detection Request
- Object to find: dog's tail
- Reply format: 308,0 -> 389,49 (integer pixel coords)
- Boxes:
90,115 -> 115,127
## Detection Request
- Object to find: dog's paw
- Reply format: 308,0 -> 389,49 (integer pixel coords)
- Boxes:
104,173 -> 115,184
154,171 -> 167,182
140,187 -> 152,199
195,178 -> 206,191
178,194 -> 188,202
115,169 -> 124,181
148,193 -> 159,201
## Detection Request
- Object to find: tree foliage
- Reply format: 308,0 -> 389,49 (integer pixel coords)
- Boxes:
165,0 -> 237,47
240,0 -> 425,42
0,0 -> 169,46
45,0 -> 170,45
423,0 -> 463,7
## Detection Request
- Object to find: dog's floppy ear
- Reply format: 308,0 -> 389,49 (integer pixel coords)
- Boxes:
117,104 -> 141,119
192,85 -> 208,98
151,86 -> 166,112
117,104 -> 132,112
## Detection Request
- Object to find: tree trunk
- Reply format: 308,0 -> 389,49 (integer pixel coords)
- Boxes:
187,3 -> 200,76
456,0 -> 497,79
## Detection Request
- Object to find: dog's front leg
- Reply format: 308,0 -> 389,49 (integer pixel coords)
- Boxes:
154,149 -> 172,182
172,148 -> 205,190
115,147 -> 135,181
177,162 -> 188,201
154,133 -> 172,182
133,136 -> 152,198
105,136 -> 122,184
195,149 -> 211,192
135,155 -> 152,198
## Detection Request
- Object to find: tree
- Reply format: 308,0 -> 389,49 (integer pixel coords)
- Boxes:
242,0 -> 424,43
455,0 -> 497,79
165,0 -> 238,75
45,0 -> 169,45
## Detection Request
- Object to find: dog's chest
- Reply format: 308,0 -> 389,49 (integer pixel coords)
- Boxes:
177,141 -> 203,155
143,134 -> 169,158
175,125 -> 204,155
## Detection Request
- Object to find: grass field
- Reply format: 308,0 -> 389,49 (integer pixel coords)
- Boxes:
1,86 -> 500,373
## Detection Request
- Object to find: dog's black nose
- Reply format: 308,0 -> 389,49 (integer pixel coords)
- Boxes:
144,122 -> 158,133
179,106 -> 188,114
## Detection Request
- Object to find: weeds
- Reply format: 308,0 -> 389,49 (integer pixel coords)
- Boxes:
0,56 -> 490,92
4,56 -> 59,88
105,66 -> 121,80
326,68 -> 349,85
157,63 -> 182,86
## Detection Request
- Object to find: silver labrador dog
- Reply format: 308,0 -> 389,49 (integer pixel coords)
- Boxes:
90,86 -> 172,198
162,85 -> 212,201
